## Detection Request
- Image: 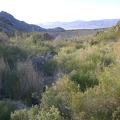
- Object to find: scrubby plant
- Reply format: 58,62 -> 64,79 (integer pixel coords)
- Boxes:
75,43 -> 84,49
11,109 -> 28,120
30,32 -> 44,44
43,59 -> 58,76
37,106 -> 64,120
17,60 -> 43,105
0,101 -> 10,120
112,107 -> 120,120
0,101 -> 15,120
3,70 -> 21,99
0,44 -> 27,69
41,82 -> 74,119
69,70 -> 99,92
42,85 -> 63,109
11,105 -> 64,120
17,60 -> 43,93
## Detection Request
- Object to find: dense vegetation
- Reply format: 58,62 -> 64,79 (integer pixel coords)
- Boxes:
0,21 -> 120,120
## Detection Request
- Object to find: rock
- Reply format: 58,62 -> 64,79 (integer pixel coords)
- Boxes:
0,38 -> 2,42
115,21 -> 120,32
3,98 -> 26,110
48,27 -> 65,32
31,92 -> 40,105
43,33 -> 54,40
32,56 -> 46,71
32,51 -> 57,72
12,100 -> 26,110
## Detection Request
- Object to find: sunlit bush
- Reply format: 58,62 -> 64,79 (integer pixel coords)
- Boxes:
69,70 -> 99,92
11,105 -> 64,120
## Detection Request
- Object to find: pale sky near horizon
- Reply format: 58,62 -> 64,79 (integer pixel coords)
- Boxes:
0,0 -> 120,24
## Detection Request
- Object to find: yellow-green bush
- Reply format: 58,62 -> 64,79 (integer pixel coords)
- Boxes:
69,70 -> 99,92
11,105 -> 64,120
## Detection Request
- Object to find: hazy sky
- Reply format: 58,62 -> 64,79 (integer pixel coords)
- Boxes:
0,0 -> 120,24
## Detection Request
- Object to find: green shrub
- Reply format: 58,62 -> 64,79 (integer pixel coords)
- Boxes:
75,43 -> 84,49
11,105 -> 39,120
42,85 -> 63,109
3,70 -> 21,99
11,105 -> 64,120
70,70 -> 99,92
43,59 -> 57,76
37,106 -> 64,120
31,32 -> 44,44
0,101 -> 10,120
41,84 -> 73,119
0,44 -> 27,69
0,101 -> 15,120
54,52 -> 79,73
112,107 -> 120,120
11,109 -> 28,120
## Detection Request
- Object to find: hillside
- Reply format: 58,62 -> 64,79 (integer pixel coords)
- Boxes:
48,28 -> 104,39
0,11 -> 47,35
39,19 -> 120,29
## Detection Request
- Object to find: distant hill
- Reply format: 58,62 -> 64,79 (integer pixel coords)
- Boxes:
0,11 -> 47,35
39,19 -> 120,30
48,27 -> 65,32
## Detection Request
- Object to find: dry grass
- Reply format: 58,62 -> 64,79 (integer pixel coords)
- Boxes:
17,60 -> 44,94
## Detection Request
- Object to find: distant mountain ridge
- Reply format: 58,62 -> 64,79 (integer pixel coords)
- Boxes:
39,19 -> 120,30
0,11 -> 66,36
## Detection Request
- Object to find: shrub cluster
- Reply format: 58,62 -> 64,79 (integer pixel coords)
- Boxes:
0,24 -> 120,120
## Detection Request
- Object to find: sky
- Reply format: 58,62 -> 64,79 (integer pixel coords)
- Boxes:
0,0 -> 120,24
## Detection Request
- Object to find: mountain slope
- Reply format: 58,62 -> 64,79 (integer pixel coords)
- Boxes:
39,19 -> 120,29
0,11 -> 47,35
